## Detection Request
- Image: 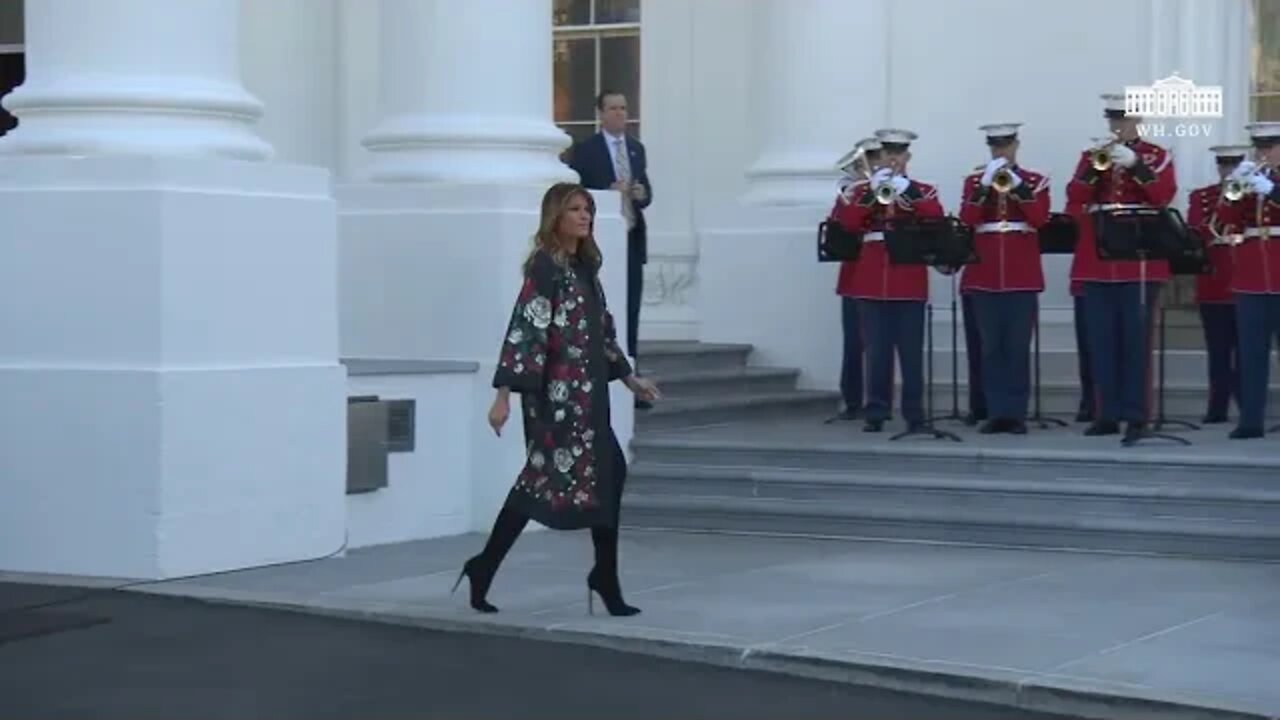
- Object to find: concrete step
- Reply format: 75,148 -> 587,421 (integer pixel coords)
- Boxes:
637,390 -> 840,430
636,341 -> 752,376
919,381 -> 1280,421
928,348 -> 1280,388
647,366 -> 801,400
621,443 -> 1280,559
620,493 -> 1280,561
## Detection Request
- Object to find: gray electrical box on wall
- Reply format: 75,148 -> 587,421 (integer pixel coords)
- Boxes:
346,395 -> 389,494
386,399 -> 416,452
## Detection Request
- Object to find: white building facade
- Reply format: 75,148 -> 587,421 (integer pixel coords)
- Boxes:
0,0 -> 1276,579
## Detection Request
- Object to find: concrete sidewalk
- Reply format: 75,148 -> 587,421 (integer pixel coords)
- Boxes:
9,531 -> 1278,720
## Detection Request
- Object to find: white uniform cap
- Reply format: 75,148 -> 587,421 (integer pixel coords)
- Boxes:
874,128 -> 918,145
978,122 -> 1022,139
1245,121 -> 1280,141
1100,93 -> 1127,114
1208,144 -> 1251,159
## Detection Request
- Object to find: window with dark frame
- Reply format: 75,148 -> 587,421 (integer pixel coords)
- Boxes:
1251,0 -> 1280,121
0,0 -> 23,137
553,0 -> 640,145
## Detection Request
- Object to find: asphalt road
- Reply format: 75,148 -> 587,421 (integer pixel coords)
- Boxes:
0,582 -> 1085,720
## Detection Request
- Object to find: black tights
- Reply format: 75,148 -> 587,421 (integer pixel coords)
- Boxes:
474,506 -> 623,581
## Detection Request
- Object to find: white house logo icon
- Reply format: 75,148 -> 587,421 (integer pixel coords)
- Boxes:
1124,72 -> 1224,118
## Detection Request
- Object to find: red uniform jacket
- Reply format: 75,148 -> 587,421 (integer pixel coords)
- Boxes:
1227,167 -> 1280,295
958,166 -> 1051,293
1186,182 -> 1241,304
1066,139 -> 1177,284
833,178 -> 946,301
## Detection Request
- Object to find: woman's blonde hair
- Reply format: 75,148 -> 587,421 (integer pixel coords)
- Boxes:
524,182 -> 603,273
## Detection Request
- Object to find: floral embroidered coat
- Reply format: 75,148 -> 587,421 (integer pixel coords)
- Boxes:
493,249 -> 633,530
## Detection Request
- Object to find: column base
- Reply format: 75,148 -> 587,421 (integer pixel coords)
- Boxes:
0,157 -> 344,580
336,183 -> 635,526
699,204 -> 842,391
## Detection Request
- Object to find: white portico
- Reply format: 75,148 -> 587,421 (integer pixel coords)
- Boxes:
0,0 -> 1271,580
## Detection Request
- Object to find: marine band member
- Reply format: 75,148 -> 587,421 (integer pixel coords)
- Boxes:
1066,92 -> 1177,444
1187,144 -> 1251,424
831,128 -> 945,433
831,136 -> 882,421
958,122 -> 1051,434
1220,121 -> 1280,439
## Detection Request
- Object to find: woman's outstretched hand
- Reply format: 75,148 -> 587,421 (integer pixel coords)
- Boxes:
625,375 -> 662,403
488,391 -> 510,436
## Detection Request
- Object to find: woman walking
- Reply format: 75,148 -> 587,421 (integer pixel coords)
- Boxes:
453,182 -> 661,616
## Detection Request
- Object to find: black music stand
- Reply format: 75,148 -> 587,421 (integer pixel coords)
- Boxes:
928,269 -> 968,427
1093,207 -> 1192,447
817,219 -> 866,424
1032,213 -> 1078,429
884,215 -> 975,442
817,218 -> 864,263
1155,208 -> 1206,434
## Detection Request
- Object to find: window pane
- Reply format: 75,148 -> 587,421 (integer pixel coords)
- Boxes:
553,37 -> 596,123
599,34 -> 640,119
1254,0 -> 1280,93
594,0 -> 640,24
0,0 -> 22,45
1252,93 -> 1280,122
0,51 -> 24,136
552,0 -> 590,26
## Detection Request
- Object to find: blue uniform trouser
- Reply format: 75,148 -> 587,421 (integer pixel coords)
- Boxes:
1198,303 -> 1239,418
971,291 -> 1037,421
839,297 -> 864,414
860,299 -> 925,423
1234,293 -> 1280,431
1073,295 -> 1095,417
961,293 -> 986,417
1082,281 -> 1161,423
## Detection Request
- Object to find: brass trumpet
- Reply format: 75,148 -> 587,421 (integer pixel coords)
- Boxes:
1090,140 -> 1119,171
1223,161 -> 1271,202
833,145 -> 898,205
972,162 -> 1016,193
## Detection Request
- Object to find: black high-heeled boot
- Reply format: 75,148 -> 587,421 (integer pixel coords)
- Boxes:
453,507 -> 527,613
587,526 -> 640,617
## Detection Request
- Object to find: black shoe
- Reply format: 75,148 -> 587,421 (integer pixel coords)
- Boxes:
1121,422 -> 1147,445
1075,409 -> 1094,423
587,567 -> 640,617
452,556 -> 499,613
1008,420 -> 1028,435
1084,420 -> 1120,436
635,399 -> 653,410
1201,412 -> 1228,424
863,419 -> 884,433
979,419 -> 1003,434
1229,426 -> 1264,440
963,411 -> 986,426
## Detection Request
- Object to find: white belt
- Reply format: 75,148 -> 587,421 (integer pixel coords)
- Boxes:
1243,226 -> 1280,239
975,221 -> 1031,233
1211,235 -> 1242,247
1086,203 -> 1153,212
863,231 -> 885,242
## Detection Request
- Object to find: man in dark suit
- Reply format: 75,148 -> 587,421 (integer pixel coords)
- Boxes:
566,90 -> 653,406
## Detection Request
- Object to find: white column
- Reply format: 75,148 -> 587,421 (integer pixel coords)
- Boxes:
741,0 -> 889,205
360,0 -> 576,185
0,0 -> 272,160
0,0 -> 344,580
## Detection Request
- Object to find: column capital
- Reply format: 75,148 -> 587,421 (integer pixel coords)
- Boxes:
0,0 -> 272,161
